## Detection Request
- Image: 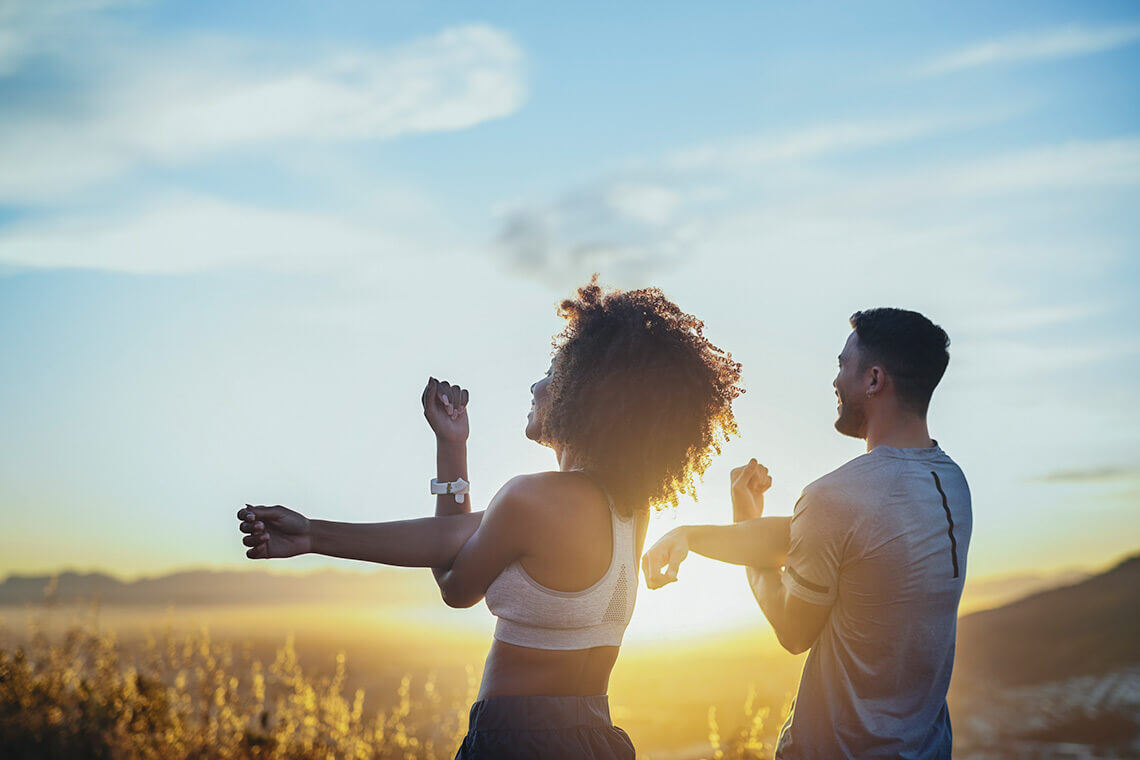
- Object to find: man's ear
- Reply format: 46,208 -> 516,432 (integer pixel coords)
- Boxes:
866,364 -> 886,397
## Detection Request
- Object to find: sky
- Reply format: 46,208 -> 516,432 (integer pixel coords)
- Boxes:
1,0 -> 1139,636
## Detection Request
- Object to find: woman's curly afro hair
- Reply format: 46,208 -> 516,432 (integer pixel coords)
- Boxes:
542,276 -> 744,515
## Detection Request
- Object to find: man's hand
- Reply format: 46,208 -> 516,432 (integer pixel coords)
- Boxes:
422,377 -> 470,443
731,459 -> 772,522
642,527 -> 690,589
238,504 -> 312,559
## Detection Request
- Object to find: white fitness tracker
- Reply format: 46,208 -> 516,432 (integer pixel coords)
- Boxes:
430,477 -> 470,503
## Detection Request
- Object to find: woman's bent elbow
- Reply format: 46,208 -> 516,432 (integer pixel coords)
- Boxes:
439,584 -> 482,609
442,592 -> 481,609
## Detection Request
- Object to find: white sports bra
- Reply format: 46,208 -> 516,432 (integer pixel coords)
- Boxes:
483,477 -> 639,650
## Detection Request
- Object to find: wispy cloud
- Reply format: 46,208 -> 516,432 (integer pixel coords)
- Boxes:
1033,466 -> 1140,484
936,137 -> 1140,194
0,24 -> 525,202
919,23 -> 1140,76
841,137 -> 1140,209
0,0 -> 139,76
495,109 -> 1140,289
0,194 -> 438,273
666,117 -> 959,170
495,181 -> 700,288
605,183 -> 681,226
961,337 -> 1140,380
955,304 -> 1104,335
497,111 -> 1019,286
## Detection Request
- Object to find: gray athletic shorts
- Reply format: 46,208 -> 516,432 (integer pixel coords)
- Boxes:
454,694 -> 635,759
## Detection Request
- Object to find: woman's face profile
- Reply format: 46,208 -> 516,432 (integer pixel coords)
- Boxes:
525,361 -> 555,442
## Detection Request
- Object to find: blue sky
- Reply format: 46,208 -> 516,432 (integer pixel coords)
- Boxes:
1,1 -> 1139,633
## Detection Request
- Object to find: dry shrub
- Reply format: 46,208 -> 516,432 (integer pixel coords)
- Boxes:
0,616 -> 475,760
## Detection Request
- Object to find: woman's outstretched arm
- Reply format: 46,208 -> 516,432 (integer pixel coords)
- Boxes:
239,477 -> 532,609
241,378 -> 526,603
312,512 -> 483,566
237,505 -> 482,567
240,378 -> 478,563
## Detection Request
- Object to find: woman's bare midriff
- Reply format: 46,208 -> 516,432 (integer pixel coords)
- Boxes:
478,640 -> 621,698
473,474 -> 646,699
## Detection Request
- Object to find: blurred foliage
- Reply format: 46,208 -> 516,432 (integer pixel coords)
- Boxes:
701,685 -> 787,760
0,618 -> 475,760
0,614 -> 789,759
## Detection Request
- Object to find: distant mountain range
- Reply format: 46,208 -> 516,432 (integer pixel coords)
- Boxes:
0,561 -> 1095,612
4,553 -> 1137,690
953,552 -> 1140,689
0,567 -> 441,608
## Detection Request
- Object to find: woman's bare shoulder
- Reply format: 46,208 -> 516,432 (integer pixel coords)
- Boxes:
494,471 -> 605,520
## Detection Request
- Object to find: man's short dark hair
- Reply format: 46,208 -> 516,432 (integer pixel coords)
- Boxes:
849,308 -> 950,415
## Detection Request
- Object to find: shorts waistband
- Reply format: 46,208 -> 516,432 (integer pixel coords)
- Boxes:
467,694 -> 613,731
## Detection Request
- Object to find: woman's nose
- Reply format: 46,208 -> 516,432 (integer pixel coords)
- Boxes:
530,382 -> 537,393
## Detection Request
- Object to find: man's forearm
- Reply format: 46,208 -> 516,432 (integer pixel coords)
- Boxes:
310,513 -> 482,568
685,517 -> 790,568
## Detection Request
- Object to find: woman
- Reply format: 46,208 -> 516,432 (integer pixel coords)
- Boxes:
236,278 -> 742,759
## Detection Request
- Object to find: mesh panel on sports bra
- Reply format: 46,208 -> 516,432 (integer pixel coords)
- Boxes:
601,564 -> 630,623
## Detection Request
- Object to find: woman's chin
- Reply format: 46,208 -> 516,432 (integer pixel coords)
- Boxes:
525,420 -> 554,446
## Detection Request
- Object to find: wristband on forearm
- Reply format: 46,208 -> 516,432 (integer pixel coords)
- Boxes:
430,477 -> 470,503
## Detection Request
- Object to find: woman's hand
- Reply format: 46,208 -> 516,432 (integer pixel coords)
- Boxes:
731,459 -> 772,522
642,527 -> 691,589
422,377 -> 470,443
237,504 -> 312,559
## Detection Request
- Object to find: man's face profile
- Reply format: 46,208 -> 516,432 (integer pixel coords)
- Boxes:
833,331 -> 867,439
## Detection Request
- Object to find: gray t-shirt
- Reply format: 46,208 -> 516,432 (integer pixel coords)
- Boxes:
770,442 -> 972,760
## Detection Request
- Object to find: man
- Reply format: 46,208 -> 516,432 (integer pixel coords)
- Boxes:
643,308 -> 971,759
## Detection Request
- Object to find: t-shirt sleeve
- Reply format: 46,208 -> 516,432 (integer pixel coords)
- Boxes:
781,487 -> 843,606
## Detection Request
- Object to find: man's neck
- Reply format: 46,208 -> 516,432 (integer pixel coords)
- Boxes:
864,413 -> 934,452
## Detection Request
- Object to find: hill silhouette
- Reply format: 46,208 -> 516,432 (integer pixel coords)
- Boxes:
954,552 -> 1140,689
0,567 -> 441,607
3,561 -> 1089,612
6,552 -> 1137,692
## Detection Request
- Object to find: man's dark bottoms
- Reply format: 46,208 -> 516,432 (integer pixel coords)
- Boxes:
454,694 -> 635,759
